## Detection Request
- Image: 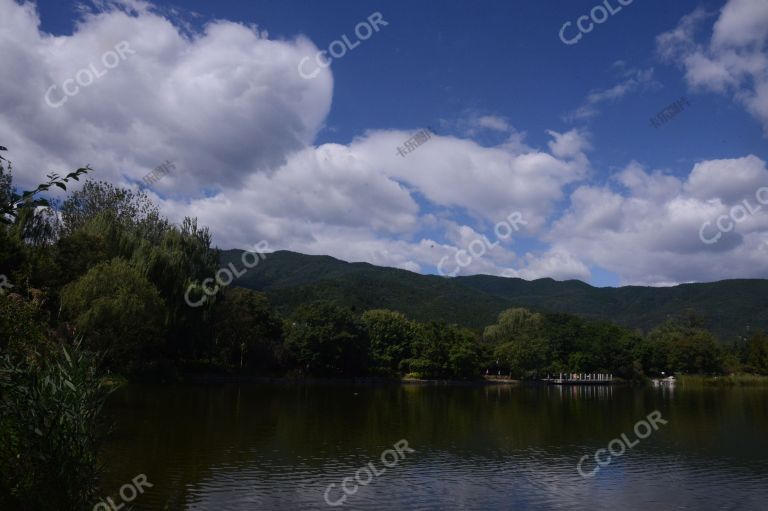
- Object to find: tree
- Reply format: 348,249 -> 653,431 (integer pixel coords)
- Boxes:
644,316 -> 722,375
361,309 -> 416,372
60,258 -> 166,369
60,180 -> 155,236
56,180 -> 219,362
404,322 -> 482,379
285,302 -> 370,376
447,330 -> 483,378
484,308 -> 544,344
484,308 -> 547,378
212,288 -> 283,370
744,331 -> 768,375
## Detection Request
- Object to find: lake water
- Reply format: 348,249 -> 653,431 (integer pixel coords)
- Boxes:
100,383 -> 768,510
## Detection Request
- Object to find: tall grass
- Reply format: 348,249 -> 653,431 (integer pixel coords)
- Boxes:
0,341 -> 112,510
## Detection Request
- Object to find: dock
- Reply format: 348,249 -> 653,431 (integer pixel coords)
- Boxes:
542,373 -> 614,385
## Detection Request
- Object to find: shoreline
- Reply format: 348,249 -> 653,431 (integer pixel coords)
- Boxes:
108,372 -> 768,387
174,374 -> 521,386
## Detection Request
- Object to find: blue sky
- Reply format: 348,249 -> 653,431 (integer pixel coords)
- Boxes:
3,0 -> 768,286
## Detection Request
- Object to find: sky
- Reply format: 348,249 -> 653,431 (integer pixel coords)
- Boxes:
1,0 -> 768,287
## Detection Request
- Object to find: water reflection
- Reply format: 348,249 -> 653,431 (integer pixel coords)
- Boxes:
100,383 -> 768,510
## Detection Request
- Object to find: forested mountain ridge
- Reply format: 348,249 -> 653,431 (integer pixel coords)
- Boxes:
222,249 -> 768,340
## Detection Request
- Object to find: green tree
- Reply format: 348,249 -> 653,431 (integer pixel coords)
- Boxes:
212,288 -> 283,370
744,331 -> 768,374
60,180 -> 155,236
404,322 -> 482,379
361,309 -> 416,372
484,308 -> 547,378
484,308 -> 544,344
285,302 -> 370,376
56,181 -> 219,362
60,259 -> 166,369
644,316 -> 722,375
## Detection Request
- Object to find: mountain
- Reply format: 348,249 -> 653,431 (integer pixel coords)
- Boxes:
220,249 -> 767,340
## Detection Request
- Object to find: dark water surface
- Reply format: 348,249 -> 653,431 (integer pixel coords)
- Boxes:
100,383 -> 768,510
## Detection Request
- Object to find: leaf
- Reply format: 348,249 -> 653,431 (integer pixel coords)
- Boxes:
54,182 -> 67,191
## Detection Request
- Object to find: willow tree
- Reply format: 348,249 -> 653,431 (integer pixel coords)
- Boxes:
60,258 -> 166,370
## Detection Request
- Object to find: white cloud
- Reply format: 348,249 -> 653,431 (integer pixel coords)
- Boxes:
352,129 -> 590,232
549,157 -> 768,285
448,111 -> 513,137
657,0 -> 768,134
0,0 -> 333,193
566,68 -> 660,121
476,115 -> 510,132
502,249 -> 591,282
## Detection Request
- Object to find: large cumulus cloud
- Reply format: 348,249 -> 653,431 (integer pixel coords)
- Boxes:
0,0 -> 332,193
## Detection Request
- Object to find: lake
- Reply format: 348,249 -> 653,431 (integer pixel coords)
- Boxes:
99,383 -> 768,510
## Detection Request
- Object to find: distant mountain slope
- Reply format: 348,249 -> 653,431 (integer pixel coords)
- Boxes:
220,250 -> 767,339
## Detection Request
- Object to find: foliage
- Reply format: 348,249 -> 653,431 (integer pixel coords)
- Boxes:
60,179 -> 156,235
641,315 -> 722,375
402,322 -> 483,379
0,294 -> 50,357
361,309 -> 417,372
0,146 -> 90,226
744,331 -> 768,375
212,288 -> 284,370
484,308 -> 546,378
285,302 -> 370,376
0,342 -> 111,511
60,259 -> 166,370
